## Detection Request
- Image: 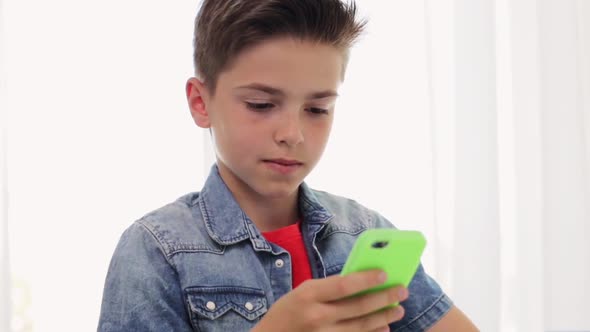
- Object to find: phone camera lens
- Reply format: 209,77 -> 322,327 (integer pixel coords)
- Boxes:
371,241 -> 389,249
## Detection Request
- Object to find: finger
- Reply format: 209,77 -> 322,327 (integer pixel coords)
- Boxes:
368,327 -> 390,332
336,305 -> 405,332
328,286 -> 408,321
303,270 -> 387,302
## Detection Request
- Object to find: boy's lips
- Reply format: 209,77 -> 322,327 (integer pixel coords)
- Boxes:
262,159 -> 303,175
263,158 -> 303,166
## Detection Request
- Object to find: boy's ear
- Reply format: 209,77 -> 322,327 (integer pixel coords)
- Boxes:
186,77 -> 211,128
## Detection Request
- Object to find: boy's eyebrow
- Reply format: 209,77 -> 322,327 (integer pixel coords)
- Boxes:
235,83 -> 339,99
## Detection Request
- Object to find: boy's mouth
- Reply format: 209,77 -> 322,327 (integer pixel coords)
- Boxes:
262,159 -> 303,174
263,158 -> 303,166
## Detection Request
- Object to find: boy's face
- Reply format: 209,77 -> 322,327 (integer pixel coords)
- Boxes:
187,38 -> 343,200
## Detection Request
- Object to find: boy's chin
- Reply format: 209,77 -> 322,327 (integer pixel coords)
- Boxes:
253,182 -> 301,200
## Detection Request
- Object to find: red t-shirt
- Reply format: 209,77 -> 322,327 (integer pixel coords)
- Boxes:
262,221 -> 313,289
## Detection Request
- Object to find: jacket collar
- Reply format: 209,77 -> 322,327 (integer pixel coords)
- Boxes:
198,164 -> 333,248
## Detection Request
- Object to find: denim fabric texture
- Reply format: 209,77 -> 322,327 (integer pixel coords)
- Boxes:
98,165 -> 453,331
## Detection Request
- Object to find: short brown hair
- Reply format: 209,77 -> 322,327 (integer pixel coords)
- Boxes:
193,0 -> 366,94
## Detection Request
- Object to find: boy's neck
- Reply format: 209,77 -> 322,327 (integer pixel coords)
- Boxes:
216,163 -> 300,232
241,194 -> 299,232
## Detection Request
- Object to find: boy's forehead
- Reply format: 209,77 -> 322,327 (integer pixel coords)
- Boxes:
218,38 -> 345,96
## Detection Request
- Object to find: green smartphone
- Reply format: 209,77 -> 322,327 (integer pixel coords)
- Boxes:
340,229 -> 426,306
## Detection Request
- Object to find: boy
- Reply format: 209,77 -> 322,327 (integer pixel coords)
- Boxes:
98,0 -> 478,331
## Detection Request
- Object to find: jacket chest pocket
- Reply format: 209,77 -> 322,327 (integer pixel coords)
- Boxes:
186,286 -> 268,332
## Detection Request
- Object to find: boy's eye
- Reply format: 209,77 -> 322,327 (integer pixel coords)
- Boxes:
307,107 -> 329,115
246,102 -> 274,111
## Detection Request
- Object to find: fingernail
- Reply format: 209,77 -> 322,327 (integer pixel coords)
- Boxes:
394,305 -> 405,317
398,287 -> 408,300
378,272 -> 388,283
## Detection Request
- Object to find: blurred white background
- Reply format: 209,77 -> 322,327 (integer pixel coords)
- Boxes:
1,0 -> 589,331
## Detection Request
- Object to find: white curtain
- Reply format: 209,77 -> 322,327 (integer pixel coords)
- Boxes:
1,0 -> 589,331
425,0 -> 590,331
1,0 -> 12,329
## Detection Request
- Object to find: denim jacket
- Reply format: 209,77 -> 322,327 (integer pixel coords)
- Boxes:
98,165 -> 452,331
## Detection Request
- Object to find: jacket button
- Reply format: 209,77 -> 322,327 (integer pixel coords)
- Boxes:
275,259 -> 284,268
245,302 -> 254,311
206,301 -> 216,311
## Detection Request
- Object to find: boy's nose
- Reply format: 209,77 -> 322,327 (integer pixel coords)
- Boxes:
274,113 -> 304,147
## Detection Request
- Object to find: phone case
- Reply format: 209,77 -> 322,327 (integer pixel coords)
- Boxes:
340,229 -> 426,305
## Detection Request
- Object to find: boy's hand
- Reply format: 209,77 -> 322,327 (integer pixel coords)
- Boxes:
252,270 -> 408,332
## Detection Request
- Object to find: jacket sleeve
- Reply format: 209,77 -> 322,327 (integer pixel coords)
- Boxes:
98,222 -> 194,332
